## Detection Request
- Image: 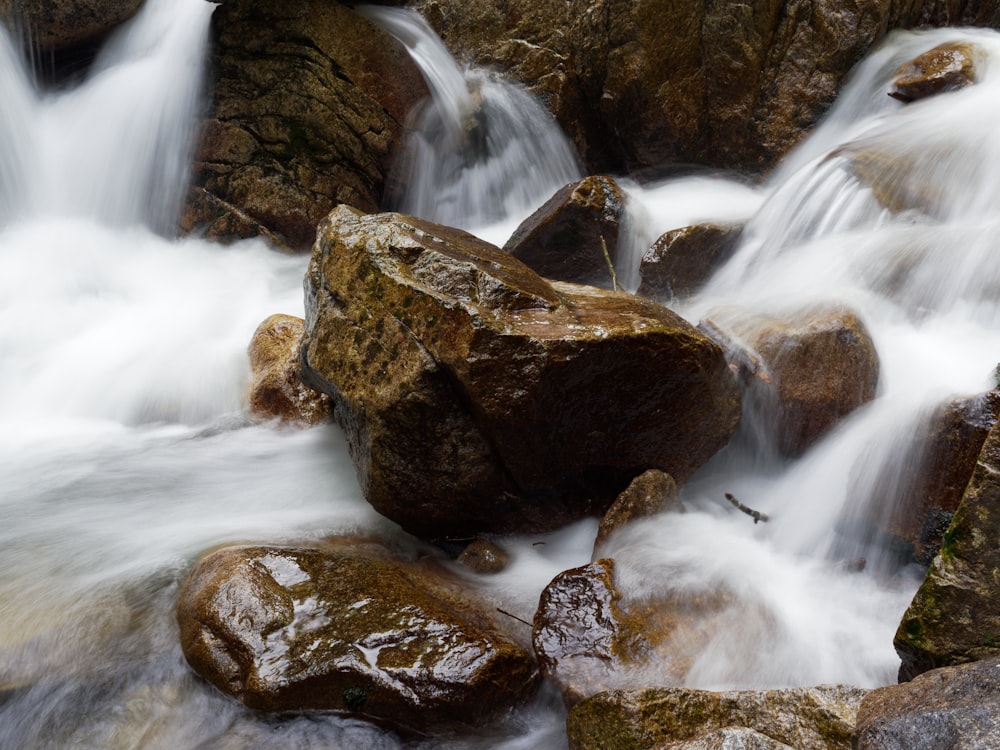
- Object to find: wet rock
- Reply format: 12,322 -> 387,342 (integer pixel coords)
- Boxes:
895,416 -> 1000,680
855,658 -> 1000,749
247,314 -> 332,425
301,206 -> 740,539
842,390 -> 1000,567
656,728 -> 794,749
593,470 -> 682,555
566,684 -> 866,750
176,541 -> 538,732
186,0 -> 427,249
504,175 -> 626,291
532,558 -> 732,706
456,539 -> 509,574
706,304 -> 880,457
0,0 -> 143,51
180,187 -> 290,249
637,224 -> 742,303
888,41 -> 981,103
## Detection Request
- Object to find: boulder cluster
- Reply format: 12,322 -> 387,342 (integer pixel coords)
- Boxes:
34,0 -> 1000,747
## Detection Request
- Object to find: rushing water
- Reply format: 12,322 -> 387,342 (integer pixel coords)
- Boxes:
2,2 -> 999,747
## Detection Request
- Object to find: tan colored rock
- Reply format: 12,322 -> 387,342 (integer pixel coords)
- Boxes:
888,41 -> 981,103
566,684 -> 867,750
532,558 -> 732,706
247,314 -> 331,425
186,1 -> 427,249
856,658 -> 1000,749
707,304 -> 880,457
0,0 -> 142,51
593,470 -> 682,555
176,540 -> 538,732
895,417 -> 1000,680
637,224 -> 742,303
301,206 -> 740,539
504,175 -> 626,290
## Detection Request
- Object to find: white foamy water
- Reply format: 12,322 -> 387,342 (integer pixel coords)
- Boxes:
4,3 -> 1000,746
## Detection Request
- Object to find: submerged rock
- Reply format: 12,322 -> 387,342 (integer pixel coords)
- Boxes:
176,541 -> 538,731
247,314 -> 332,425
565,684 -> 866,750
888,41 -> 981,103
637,224 -> 742,303
186,0 -> 426,249
504,175 -> 626,291
706,304 -> 880,457
855,658 -> 1000,749
895,416 -> 1000,680
456,539 -> 509,574
301,206 -> 740,539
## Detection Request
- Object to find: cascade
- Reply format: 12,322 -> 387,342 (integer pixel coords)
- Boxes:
1,1 -> 999,746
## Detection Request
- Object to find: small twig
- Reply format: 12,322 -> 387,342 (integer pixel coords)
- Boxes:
600,235 -> 620,292
497,608 -> 533,628
725,492 -> 770,524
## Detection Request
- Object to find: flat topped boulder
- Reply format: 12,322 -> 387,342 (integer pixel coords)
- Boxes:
301,206 -> 740,539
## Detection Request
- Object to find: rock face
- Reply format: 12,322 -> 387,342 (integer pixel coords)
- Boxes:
532,558 -> 731,706
637,224 -> 742,303
888,41 -> 981,103
176,541 -> 538,731
411,0 -> 1000,176
707,305 -> 880,456
186,1 -> 427,249
0,0 -> 143,51
593,469 -> 682,554
565,684 -> 867,750
895,417 -> 1000,680
504,175 -> 626,290
855,658 -> 1000,749
247,314 -> 332,424
300,206 -> 740,539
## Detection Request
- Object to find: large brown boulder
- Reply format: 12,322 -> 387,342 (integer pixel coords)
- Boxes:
895,416 -> 1000,680
300,206 -> 740,539
504,175 -> 627,291
855,658 -> 1000,749
411,0 -> 1000,176
706,305 -> 880,457
176,540 -> 538,732
0,0 -> 143,51
185,0 -> 427,249
565,684 -> 867,750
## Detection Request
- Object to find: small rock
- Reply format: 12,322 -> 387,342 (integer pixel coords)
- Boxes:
456,539 -> 509,574
637,224 -> 742,302
594,469 -> 682,555
888,42 -> 981,104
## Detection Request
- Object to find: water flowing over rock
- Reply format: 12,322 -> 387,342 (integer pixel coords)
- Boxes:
705,305 -> 880,457
593,469 -> 682,554
888,41 -> 981,103
565,684 -> 867,750
0,0 -> 143,51
176,541 -> 538,731
185,0 -> 427,249
895,415 -> 1000,680
409,0 -> 1000,175
637,224 -> 743,303
504,175 -> 626,290
247,314 -> 332,425
855,658 -> 1000,749
300,206 -> 740,539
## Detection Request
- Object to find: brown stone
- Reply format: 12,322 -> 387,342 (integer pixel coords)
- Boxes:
0,0 -> 143,51
856,658 -> 1000,749
707,304 -> 880,457
186,0 -> 427,249
566,684 -> 867,750
593,470 -> 682,555
637,224 -> 742,303
456,539 -> 509,574
247,314 -> 332,425
504,175 -> 626,290
301,206 -> 740,539
888,41 -> 981,103
176,540 -> 538,732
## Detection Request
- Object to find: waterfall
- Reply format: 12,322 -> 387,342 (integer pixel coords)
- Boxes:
358,6 -> 582,241
3,2 -> 1000,746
